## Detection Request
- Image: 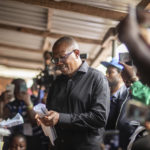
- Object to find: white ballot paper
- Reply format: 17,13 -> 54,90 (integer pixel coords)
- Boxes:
0,113 -> 24,128
0,128 -> 11,137
33,103 -> 57,145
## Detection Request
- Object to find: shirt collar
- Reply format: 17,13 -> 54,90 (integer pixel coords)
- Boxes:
77,61 -> 89,73
111,84 -> 126,98
62,61 -> 89,79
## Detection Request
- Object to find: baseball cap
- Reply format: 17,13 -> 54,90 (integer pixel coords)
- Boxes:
101,58 -> 124,70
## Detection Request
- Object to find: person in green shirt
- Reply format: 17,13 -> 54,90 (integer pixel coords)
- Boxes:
120,62 -> 150,106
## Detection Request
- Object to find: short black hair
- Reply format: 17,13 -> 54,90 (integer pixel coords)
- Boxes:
52,36 -> 78,52
9,133 -> 26,147
11,78 -> 25,86
11,78 -> 26,95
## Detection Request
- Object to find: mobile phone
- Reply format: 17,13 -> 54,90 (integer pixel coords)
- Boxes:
6,84 -> 15,95
80,53 -> 88,59
19,83 -> 27,92
119,52 -> 133,66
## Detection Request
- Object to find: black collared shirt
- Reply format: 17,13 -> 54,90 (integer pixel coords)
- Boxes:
46,61 -> 110,150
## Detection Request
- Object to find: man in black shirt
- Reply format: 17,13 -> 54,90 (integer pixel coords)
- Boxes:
36,36 -> 110,150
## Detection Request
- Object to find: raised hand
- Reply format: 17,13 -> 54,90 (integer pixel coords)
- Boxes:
35,110 -> 59,127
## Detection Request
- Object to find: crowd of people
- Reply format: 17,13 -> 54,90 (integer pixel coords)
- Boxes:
0,6 -> 150,150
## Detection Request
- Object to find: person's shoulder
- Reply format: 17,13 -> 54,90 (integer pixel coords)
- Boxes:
88,67 -> 106,79
88,68 -> 108,90
5,100 -> 17,110
118,85 -> 130,101
55,74 -> 64,81
52,74 -> 66,84
120,85 -> 129,94
6,100 -> 16,106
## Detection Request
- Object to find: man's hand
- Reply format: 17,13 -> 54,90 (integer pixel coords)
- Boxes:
117,6 -> 140,43
119,62 -> 138,87
118,6 -> 150,45
17,92 -> 32,106
35,110 -> 59,127
137,8 -> 150,27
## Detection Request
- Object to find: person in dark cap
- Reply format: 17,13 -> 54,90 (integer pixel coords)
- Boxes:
101,58 -> 139,150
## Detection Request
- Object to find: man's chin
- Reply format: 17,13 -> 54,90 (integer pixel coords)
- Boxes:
109,81 -> 118,87
108,82 -> 114,87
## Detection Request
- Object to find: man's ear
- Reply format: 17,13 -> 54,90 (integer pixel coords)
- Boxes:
74,49 -> 80,58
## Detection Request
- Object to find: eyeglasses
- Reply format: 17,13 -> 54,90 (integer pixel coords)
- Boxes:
51,50 -> 74,64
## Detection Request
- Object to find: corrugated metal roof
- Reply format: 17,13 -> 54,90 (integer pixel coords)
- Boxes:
0,29 -> 44,50
0,0 -> 146,78
0,57 -> 43,69
56,0 -> 141,12
51,9 -> 118,40
0,0 -> 48,30
0,47 -> 43,61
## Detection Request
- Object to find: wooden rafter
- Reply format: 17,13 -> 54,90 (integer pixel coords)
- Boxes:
0,43 -> 42,53
137,0 -> 150,9
90,28 -> 117,67
0,55 -> 42,63
42,8 -> 53,51
42,37 -> 51,51
0,56 -> 43,70
11,0 -> 126,21
90,42 -> 112,67
47,8 -> 54,31
0,64 -> 42,71
0,23 -> 101,44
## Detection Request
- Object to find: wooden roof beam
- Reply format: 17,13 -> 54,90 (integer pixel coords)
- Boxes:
0,64 -> 41,71
0,56 -> 43,70
137,0 -> 150,9
42,8 -> 53,51
90,28 -> 117,67
0,43 -> 42,53
90,42 -> 112,68
11,0 -> 126,21
0,23 -> 101,44
0,55 -> 43,64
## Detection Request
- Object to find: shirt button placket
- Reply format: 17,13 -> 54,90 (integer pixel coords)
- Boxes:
67,79 -> 72,94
